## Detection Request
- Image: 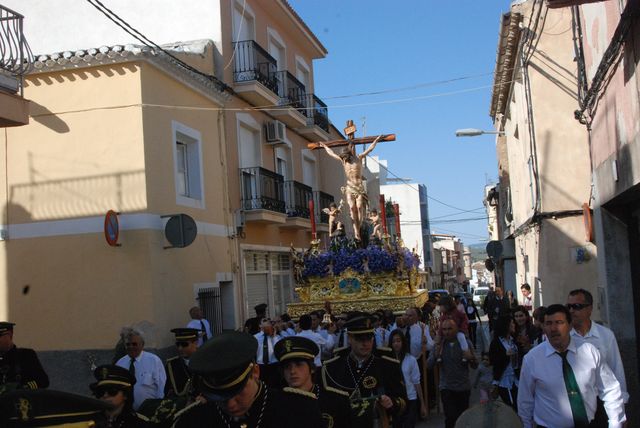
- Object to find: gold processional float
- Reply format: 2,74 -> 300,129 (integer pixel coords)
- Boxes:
287,121 -> 427,317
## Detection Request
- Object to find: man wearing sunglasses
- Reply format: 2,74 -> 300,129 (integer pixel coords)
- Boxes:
165,328 -> 200,398
115,329 -> 166,410
91,364 -> 147,427
568,288 -> 628,425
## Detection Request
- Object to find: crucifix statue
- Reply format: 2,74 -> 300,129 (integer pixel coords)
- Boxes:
309,120 -> 395,242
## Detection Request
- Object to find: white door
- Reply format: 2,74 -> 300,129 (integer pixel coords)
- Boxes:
233,4 -> 254,42
302,156 -> 316,189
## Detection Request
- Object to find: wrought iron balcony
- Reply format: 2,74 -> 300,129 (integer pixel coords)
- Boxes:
0,5 -> 33,94
240,167 -> 286,213
314,191 -> 335,224
276,71 -> 307,115
284,180 -> 312,218
232,40 -> 278,94
303,94 -> 329,132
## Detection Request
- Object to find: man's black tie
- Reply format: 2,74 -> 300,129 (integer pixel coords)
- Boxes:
200,320 -> 208,342
129,357 -> 136,378
263,333 -> 270,365
557,350 -> 589,428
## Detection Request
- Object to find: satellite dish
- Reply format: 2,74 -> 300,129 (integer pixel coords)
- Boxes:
163,214 -> 197,249
486,240 -> 503,259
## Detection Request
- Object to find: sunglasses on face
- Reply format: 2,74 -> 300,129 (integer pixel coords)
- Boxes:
94,387 -> 122,398
566,303 -> 591,311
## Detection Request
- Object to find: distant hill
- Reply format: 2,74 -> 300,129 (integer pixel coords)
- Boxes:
468,243 -> 488,263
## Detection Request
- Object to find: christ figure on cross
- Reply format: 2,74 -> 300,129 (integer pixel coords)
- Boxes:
319,135 -> 382,242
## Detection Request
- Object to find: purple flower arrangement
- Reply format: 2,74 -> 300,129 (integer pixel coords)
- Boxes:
301,244 -> 418,279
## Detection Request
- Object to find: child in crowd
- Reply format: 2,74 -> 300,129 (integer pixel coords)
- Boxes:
474,353 -> 493,404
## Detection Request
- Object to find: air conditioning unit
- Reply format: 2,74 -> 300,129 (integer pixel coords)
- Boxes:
264,120 -> 286,144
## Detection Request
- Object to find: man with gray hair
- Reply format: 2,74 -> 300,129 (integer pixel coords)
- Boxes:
115,329 -> 166,410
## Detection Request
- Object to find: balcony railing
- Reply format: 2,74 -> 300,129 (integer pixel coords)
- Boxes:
284,180 -> 313,218
232,40 -> 278,94
276,71 -> 307,116
0,5 -> 33,94
314,191 -> 335,224
303,94 -> 329,132
240,167 -> 286,213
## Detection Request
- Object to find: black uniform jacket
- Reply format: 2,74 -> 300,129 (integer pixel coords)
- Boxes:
313,384 -> 352,428
321,352 -> 407,428
0,346 -> 49,389
164,357 -> 192,397
95,409 -> 148,428
175,383 -> 324,428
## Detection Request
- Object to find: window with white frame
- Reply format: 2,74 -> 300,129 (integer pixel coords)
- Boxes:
172,121 -> 204,208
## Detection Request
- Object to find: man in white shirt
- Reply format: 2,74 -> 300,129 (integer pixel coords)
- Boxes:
186,306 -> 212,347
254,318 -> 280,387
297,314 -> 333,368
115,329 -> 166,410
404,307 -> 435,359
517,304 -> 625,428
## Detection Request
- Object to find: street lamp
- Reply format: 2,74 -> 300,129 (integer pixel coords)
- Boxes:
455,128 -> 504,137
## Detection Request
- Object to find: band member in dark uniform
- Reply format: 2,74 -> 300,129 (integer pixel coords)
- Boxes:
321,314 -> 407,428
165,328 -> 199,398
174,331 -> 324,428
274,335 -> 352,428
0,322 -> 49,391
90,364 -> 148,427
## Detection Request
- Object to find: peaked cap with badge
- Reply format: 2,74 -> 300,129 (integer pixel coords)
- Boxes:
274,336 -> 319,362
170,328 -> 200,342
90,364 -> 135,392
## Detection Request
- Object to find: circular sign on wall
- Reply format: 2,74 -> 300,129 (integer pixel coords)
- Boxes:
104,210 -> 120,247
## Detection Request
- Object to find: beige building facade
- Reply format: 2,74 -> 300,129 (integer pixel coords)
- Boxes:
489,2 -> 598,312
1,1 -> 354,392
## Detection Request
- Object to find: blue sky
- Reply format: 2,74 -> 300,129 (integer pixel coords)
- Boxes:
289,1 -> 510,244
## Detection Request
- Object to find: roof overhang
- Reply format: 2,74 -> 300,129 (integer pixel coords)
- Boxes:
489,12 -> 523,120
279,1 -> 328,58
28,41 -> 229,107
546,0 -> 607,8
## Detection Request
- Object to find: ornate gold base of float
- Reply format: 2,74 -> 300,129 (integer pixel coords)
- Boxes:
288,268 -> 427,317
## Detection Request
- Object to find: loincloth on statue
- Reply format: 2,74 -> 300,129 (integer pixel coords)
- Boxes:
341,184 -> 368,202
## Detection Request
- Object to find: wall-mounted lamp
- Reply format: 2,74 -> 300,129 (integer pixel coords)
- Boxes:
455,128 -> 505,137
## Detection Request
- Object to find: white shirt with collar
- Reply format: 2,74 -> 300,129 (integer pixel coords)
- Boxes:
517,338 -> 626,428
254,332 -> 280,365
570,322 -> 628,403
297,329 -> 328,367
116,351 -> 166,410
186,318 -> 212,347
374,326 -> 389,348
405,322 -> 435,359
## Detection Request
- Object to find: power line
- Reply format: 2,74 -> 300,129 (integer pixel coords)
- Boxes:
367,156 -> 481,213
430,207 -> 486,220
323,71 -> 497,100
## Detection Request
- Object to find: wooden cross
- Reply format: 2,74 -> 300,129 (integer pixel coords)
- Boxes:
307,119 -> 395,150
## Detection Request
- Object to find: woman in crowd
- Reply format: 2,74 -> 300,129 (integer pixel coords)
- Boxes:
488,316 -> 520,411
512,305 -> 539,360
389,329 -> 427,428
90,364 -> 147,427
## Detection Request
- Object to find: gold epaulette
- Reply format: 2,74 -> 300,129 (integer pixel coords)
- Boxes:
377,346 -> 392,352
332,346 -> 349,354
381,355 -> 400,364
172,399 -> 204,421
135,412 -> 150,422
166,356 -> 179,363
283,387 -> 317,399
323,355 -> 341,365
324,385 -> 349,397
